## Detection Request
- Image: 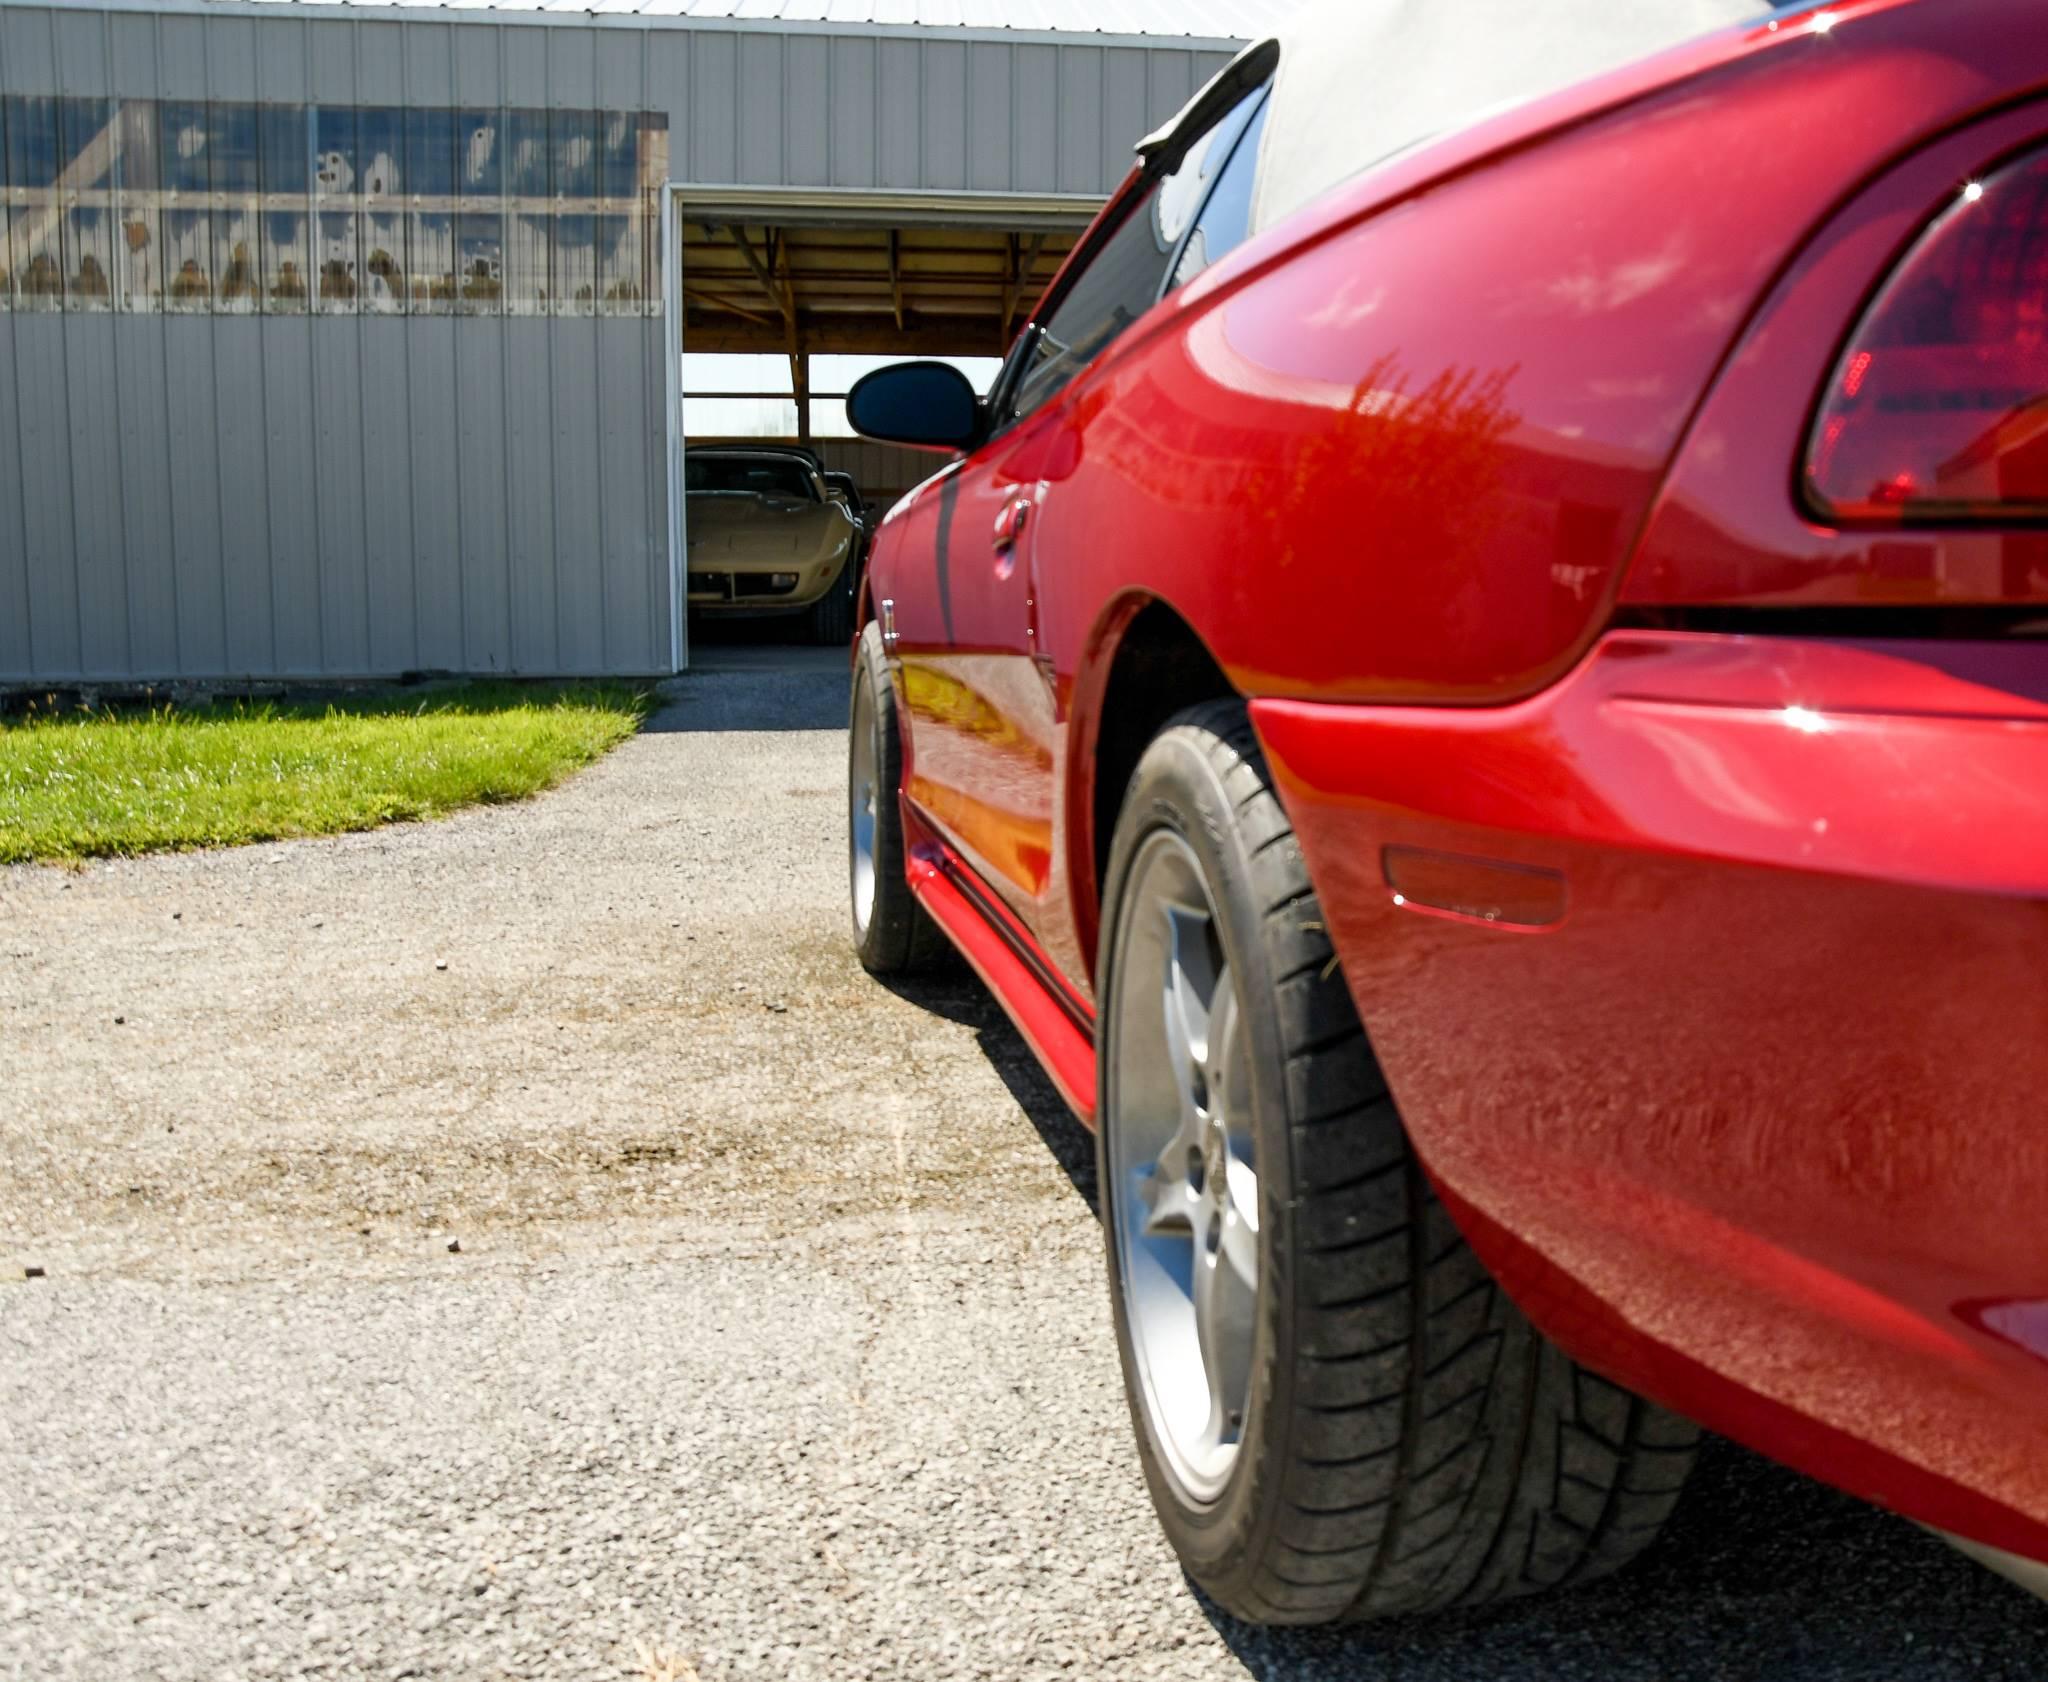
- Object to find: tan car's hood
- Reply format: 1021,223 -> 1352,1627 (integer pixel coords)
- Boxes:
686,493 -> 848,565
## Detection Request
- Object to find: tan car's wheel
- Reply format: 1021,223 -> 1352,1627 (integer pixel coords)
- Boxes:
1097,699 -> 1699,1625
809,559 -> 857,647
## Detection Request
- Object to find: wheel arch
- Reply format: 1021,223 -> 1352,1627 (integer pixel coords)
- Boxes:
1067,592 -> 1239,985
854,562 -> 877,640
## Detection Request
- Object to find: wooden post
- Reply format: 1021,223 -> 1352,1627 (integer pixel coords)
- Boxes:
773,230 -> 810,447
1000,233 -> 1045,351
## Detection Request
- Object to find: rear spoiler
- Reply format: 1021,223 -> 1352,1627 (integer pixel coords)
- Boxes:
1134,36 -> 1280,175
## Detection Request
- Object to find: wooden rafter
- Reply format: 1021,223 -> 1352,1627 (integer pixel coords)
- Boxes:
723,224 -> 795,330
679,317 -> 1013,356
689,262 -> 1022,289
680,284 -> 778,330
678,220 -> 1077,358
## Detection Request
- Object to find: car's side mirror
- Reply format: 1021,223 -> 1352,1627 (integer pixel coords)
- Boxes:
845,361 -> 982,455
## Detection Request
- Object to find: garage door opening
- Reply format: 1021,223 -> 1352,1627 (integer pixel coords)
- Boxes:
666,187 -> 1101,666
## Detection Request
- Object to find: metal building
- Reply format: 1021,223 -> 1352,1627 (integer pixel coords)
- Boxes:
0,0 -> 1280,683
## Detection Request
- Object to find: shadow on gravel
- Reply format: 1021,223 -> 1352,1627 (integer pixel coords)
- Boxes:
644,664 -> 845,735
1202,1436 -> 2048,1682
642,679 -> 844,735
640,622 -> 848,734
880,965 -> 1098,1213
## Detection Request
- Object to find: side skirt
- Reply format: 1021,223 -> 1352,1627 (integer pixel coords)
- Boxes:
901,826 -> 1098,1127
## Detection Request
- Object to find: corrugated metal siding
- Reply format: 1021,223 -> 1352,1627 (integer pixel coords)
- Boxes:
652,0 -> 1284,32
189,0 -> 1280,46
0,0 -> 1230,679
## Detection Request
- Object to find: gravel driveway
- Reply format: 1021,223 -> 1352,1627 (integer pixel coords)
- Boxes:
3,645 -> 2043,1681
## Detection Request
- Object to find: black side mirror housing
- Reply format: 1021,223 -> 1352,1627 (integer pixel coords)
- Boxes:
845,361 -> 983,455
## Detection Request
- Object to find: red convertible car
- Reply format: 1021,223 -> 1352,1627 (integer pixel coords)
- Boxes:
844,0 -> 2048,1624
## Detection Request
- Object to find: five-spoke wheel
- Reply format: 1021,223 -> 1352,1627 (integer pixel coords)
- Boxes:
1107,831 -> 1260,1504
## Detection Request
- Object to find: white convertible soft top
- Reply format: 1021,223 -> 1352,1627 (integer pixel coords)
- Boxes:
1242,0 -> 1769,235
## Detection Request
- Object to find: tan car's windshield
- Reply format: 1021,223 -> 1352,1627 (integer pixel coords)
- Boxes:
687,457 -> 817,501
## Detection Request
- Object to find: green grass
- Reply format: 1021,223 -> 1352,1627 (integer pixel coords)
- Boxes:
0,681 -> 652,864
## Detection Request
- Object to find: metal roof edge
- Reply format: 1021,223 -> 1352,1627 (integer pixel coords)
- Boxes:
0,0 -> 1250,53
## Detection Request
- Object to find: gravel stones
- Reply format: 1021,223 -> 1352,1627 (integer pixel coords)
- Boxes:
3,647 -> 2042,1680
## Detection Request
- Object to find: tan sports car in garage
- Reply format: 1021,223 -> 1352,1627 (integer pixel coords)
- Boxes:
685,446 -> 859,644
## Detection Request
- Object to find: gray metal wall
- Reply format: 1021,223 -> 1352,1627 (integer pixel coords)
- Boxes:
0,1 -> 1231,681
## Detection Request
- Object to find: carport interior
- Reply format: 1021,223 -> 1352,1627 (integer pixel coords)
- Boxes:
671,190 -> 1095,634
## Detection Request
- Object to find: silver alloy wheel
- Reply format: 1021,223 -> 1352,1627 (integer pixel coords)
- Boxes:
849,670 -> 879,937
1109,829 -> 1260,1505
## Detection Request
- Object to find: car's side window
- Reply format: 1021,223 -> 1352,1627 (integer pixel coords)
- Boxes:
1165,95 -> 1269,294
1006,181 -> 1172,424
1005,82 -> 1270,427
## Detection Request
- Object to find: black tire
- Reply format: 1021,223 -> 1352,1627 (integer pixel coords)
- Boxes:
849,620 -> 946,975
808,558 -> 857,647
1097,699 -> 1698,1625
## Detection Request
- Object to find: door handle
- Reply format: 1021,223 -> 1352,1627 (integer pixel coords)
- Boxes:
992,494 -> 1032,557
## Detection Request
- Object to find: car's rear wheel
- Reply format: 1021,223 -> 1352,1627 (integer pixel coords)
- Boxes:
1097,699 -> 1699,1625
849,620 -> 945,975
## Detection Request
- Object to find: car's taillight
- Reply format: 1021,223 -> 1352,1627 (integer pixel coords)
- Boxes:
1805,144 -> 2048,524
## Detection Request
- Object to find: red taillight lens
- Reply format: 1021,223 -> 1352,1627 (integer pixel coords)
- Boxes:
1806,145 -> 2048,523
